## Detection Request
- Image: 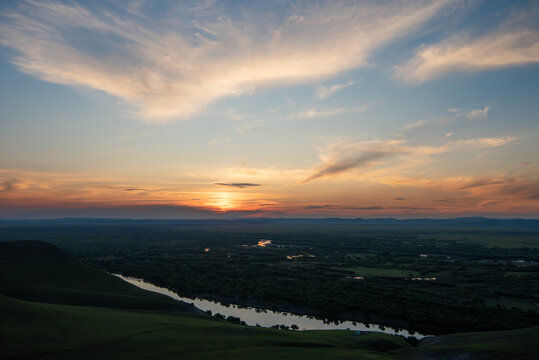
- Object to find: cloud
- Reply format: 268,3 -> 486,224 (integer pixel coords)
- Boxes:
294,106 -> 367,119
432,198 -> 459,204
353,206 -> 384,210
302,135 -> 516,183
303,204 -> 383,210
466,106 -> 489,120
316,80 -> 354,99
396,28 -> 539,84
459,178 -> 505,189
235,120 -> 266,134
449,136 -> 515,148
214,182 -> 261,188
226,110 -> 247,121
302,150 -> 393,183
303,204 -> 340,210
403,120 -> 427,130
0,179 -> 22,192
0,203 -> 226,219
458,175 -> 539,200
0,0 -> 456,122
302,139 -> 406,183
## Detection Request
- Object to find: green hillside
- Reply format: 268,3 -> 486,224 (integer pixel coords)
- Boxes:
0,240 -> 195,312
397,326 -> 539,359
0,295 -> 410,360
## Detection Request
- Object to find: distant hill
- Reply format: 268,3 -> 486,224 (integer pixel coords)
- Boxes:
0,240 -> 197,312
1,217 -> 538,227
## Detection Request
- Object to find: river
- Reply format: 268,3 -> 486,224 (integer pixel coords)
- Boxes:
115,274 -> 427,338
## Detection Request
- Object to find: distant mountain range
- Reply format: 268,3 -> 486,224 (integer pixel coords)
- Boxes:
1,217 -> 538,227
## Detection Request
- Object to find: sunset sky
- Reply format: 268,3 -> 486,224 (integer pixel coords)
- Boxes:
1,0 -> 538,219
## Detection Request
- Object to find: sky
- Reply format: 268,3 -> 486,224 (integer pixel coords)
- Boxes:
0,0 -> 538,219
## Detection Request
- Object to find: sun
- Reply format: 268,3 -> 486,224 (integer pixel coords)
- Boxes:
211,192 -> 237,211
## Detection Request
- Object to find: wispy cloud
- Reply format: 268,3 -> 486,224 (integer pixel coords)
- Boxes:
295,106 -> 367,119
303,135 -> 516,183
316,80 -> 354,99
235,119 -> 266,134
396,26 -> 539,84
403,120 -> 427,130
436,106 -> 491,124
449,136 -> 515,148
466,106 -> 489,120
0,179 -> 22,192
302,139 -> 408,183
0,0 -> 456,122
303,204 -> 383,210
458,175 -> 539,200
226,110 -> 247,121
214,182 -> 261,188
123,188 -> 148,192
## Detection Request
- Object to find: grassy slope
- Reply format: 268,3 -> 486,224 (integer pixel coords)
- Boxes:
395,326 -> 539,360
0,295 -> 410,360
0,241 -> 194,312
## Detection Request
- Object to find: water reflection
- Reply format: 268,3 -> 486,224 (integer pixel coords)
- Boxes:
115,274 -> 427,338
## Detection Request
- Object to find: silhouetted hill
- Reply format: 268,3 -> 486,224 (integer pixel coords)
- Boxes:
0,240 -> 197,312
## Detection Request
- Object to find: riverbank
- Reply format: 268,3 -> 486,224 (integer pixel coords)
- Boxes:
116,274 -> 431,338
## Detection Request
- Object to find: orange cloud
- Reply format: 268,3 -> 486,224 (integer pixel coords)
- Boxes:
302,136 -> 516,183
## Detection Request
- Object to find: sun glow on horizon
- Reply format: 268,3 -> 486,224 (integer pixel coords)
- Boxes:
207,192 -> 238,212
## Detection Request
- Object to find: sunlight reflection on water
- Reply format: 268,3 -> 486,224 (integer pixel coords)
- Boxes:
115,274 -> 427,338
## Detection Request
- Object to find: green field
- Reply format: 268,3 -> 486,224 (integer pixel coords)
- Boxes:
396,326 -> 539,360
0,295 -> 411,360
3,293 -> 538,359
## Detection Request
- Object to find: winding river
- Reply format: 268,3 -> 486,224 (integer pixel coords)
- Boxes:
115,274 -> 427,338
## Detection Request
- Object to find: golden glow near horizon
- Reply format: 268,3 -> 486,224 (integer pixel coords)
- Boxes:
212,192 -> 236,212
0,1 -> 538,219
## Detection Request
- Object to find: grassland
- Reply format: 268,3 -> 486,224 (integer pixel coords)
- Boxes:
397,326 -> 539,359
2,292 -> 537,359
0,294 -> 411,360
